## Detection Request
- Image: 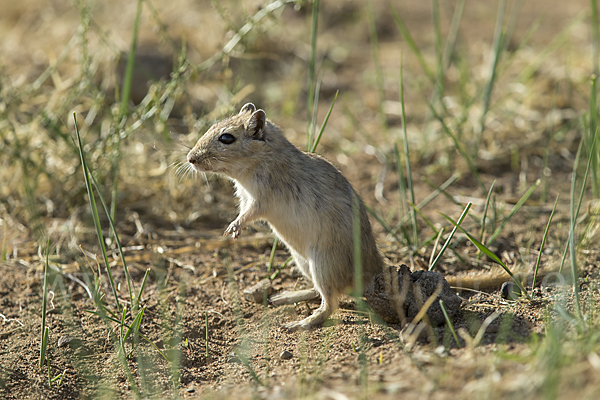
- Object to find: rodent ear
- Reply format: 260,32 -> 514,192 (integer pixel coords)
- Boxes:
247,109 -> 266,140
239,103 -> 256,114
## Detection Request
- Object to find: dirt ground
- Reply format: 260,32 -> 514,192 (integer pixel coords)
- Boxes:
2,0 -> 600,399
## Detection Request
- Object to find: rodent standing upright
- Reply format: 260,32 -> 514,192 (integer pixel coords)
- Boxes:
187,103 -> 384,331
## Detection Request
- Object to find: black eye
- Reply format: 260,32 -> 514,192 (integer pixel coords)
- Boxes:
218,133 -> 236,144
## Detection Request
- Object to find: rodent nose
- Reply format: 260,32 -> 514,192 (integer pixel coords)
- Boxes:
187,152 -> 197,164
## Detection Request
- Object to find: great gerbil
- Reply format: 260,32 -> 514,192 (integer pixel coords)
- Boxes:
187,103 -> 384,331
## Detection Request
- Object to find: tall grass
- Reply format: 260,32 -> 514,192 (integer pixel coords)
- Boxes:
39,241 -> 50,369
73,113 -> 178,397
532,195 -> 559,289
74,113 -> 122,311
485,179 -> 541,248
567,124 -> 597,323
398,58 -> 418,248
367,0 -> 388,130
429,202 -> 471,272
307,0 -> 319,145
587,75 -> 599,197
16,0 -> 600,398
110,0 -> 143,226
475,0 -> 507,149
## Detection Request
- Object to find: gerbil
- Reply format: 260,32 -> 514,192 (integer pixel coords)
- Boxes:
187,103 -> 384,331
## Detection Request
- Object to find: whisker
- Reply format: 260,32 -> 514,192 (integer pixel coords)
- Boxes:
185,163 -> 195,181
169,160 -> 183,169
173,138 -> 193,151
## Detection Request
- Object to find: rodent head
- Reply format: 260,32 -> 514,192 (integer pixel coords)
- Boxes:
187,103 -> 268,178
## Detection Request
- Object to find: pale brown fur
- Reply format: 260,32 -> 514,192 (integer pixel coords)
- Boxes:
187,103 -> 384,331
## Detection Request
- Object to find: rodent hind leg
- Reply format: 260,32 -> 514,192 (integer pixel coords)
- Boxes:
269,288 -> 320,306
283,291 -> 338,332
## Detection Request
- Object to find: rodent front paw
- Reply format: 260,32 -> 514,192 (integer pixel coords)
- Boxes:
224,220 -> 243,239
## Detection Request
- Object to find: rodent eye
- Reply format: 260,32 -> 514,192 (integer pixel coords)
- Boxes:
218,133 -> 236,145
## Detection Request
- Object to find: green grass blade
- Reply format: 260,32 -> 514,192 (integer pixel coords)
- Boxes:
554,303 -> 579,329
39,240 -> 50,368
47,354 -> 52,385
393,177 -> 458,256
394,143 -> 408,220
591,0 -> 600,79
306,0 -> 319,146
205,312 -> 209,359
575,131 -> 597,238
440,300 -> 461,348
479,181 -> 496,243
112,0 -> 143,228
532,195 -> 559,289
425,98 -> 486,192
120,0 -> 143,114
408,201 -> 439,236
352,193 -> 364,300
1,217 -> 6,261
441,212 -> 529,298
429,202 -> 471,272
558,231 -> 570,274
390,5 -> 434,83
269,256 -> 293,281
517,15 -> 582,83
399,58 -> 418,247
503,0 -> 524,53
85,309 -> 169,361
88,172 -> 135,306
442,0 -> 466,72
569,126 -> 597,321
119,306 -> 127,342
415,173 -> 462,219
486,179 -> 541,247
311,90 -> 339,153
431,0 -> 444,102
73,113 -> 121,311
475,0 -> 506,148
123,307 -> 145,343
428,227 -> 444,268
588,76 -> 599,197
365,204 -> 404,245
308,72 -> 322,151
267,237 -> 279,277
367,0 -> 388,129
559,138 -> 585,274
135,269 -> 150,311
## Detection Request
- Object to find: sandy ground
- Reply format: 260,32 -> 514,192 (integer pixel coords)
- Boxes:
1,0 -> 600,398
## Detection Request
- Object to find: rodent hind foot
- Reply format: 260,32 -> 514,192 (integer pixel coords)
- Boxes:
282,309 -> 329,332
282,320 -> 310,332
270,288 -> 320,306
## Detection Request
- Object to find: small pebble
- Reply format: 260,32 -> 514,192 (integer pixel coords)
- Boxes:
58,335 -> 73,348
500,281 -> 521,300
434,345 -> 446,357
279,350 -> 293,360
243,279 -> 273,303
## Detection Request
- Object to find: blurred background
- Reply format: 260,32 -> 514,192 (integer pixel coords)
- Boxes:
0,0 -> 594,253
2,1 -> 600,397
